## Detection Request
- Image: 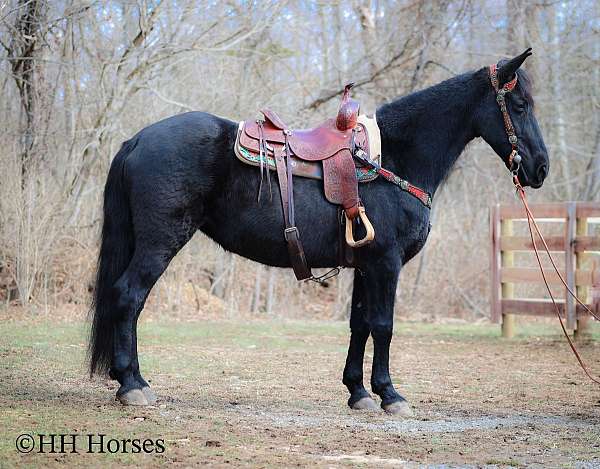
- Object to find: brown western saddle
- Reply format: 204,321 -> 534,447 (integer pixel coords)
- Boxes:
235,84 -> 378,281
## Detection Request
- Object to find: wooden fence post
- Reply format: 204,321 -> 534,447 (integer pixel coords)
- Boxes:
501,218 -> 515,338
490,205 -> 501,323
565,203 -> 576,331
574,212 -> 590,339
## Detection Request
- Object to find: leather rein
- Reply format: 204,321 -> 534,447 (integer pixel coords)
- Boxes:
489,63 -> 600,384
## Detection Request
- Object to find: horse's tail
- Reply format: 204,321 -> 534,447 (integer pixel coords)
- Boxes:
88,139 -> 136,377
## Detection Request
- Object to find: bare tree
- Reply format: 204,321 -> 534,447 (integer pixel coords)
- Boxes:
0,0 -> 597,321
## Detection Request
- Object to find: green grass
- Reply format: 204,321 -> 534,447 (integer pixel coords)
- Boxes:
1,318 -> 598,352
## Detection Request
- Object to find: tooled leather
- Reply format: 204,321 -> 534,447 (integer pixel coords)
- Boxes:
336,100 -> 360,131
245,118 -> 354,161
261,108 -> 287,130
322,149 -> 359,211
238,128 -> 324,179
237,109 -> 372,219
238,120 -> 371,182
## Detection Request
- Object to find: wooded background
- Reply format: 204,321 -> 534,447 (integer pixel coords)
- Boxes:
1,0 -> 598,320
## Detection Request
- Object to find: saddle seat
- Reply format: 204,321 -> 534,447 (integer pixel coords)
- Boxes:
245,111 -> 356,161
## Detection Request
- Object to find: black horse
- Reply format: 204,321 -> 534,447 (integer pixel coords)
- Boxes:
89,50 -> 548,413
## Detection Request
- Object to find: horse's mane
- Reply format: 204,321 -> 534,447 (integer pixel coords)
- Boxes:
517,68 -> 535,108
381,63 -> 534,113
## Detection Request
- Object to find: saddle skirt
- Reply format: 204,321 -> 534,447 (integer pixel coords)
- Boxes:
234,114 -> 382,190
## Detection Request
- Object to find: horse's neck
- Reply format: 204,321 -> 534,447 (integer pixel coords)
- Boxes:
376,70 -> 486,196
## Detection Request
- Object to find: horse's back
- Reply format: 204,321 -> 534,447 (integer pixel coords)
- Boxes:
113,112 -> 237,233
125,111 -> 236,177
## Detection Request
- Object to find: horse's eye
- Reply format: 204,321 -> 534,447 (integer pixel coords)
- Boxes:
515,102 -> 527,114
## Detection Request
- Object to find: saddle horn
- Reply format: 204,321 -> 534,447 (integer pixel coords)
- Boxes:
336,83 -> 360,131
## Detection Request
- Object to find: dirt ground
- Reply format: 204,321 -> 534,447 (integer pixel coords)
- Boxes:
1,309 -> 599,468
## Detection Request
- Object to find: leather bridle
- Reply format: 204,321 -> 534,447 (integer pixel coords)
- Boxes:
489,63 -> 522,173
490,62 -> 600,384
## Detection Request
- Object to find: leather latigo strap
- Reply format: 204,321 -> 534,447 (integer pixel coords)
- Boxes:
256,121 -> 272,201
272,130 -> 312,280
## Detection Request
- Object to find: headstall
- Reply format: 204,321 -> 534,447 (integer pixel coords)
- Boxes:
489,63 -> 521,174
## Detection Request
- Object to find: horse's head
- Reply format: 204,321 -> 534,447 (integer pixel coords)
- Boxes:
475,49 -> 549,188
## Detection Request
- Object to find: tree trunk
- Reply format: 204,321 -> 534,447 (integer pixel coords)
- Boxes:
9,0 -> 45,187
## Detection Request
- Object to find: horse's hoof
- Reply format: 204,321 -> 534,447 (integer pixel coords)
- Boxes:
117,389 -> 149,406
141,386 -> 157,405
382,400 -> 413,417
351,396 -> 379,411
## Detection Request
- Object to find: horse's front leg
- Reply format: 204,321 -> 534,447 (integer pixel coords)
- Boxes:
343,271 -> 379,410
365,257 -> 413,417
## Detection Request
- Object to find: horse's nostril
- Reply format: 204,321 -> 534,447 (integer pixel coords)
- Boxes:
537,164 -> 548,181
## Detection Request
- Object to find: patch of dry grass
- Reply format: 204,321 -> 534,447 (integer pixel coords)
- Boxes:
1,312 -> 599,467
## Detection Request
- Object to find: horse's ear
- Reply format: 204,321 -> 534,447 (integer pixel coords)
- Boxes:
498,48 -> 533,86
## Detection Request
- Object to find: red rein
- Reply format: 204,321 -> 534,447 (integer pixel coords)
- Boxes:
513,177 -> 600,385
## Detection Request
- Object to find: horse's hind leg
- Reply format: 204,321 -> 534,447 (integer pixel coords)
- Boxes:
131,320 -> 156,404
111,239 -> 190,406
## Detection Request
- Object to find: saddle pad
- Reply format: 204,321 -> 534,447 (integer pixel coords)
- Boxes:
234,114 -> 381,183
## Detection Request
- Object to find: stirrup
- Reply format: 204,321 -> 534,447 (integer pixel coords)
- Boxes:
344,206 -> 375,248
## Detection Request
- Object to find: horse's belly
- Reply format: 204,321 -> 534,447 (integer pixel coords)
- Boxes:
201,175 -> 342,268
